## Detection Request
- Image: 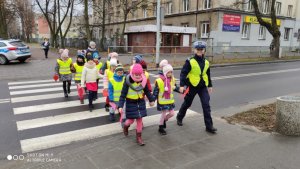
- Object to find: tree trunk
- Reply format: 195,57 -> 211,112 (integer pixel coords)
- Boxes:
84,0 -> 91,41
100,0 -> 106,51
271,35 -> 280,58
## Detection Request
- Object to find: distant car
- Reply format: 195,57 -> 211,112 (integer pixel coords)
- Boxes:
0,40 -> 31,65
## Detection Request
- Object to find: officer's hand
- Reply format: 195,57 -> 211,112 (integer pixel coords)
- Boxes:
208,87 -> 213,94
179,87 -> 184,94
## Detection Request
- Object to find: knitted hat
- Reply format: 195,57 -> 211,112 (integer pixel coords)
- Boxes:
115,64 -> 124,72
131,64 -> 143,75
77,50 -> 84,57
133,55 -> 143,63
110,52 -> 118,59
140,60 -> 147,70
110,58 -> 118,67
163,64 -> 173,91
159,59 -> 169,68
93,52 -> 100,59
61,49 -> 69,59
89,41 -> 96,47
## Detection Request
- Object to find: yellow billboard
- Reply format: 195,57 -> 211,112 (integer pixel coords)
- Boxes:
244,16 -> 281,26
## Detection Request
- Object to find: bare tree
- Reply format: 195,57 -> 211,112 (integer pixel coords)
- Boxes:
235,0 -> 281,58
13,0 -> 35,42
35,0 -> 75,48
0,0 -> 15,39
84,0 -> 92,41
119,0 -> 149,45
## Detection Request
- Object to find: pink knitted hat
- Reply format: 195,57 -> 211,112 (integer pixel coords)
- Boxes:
131,64 -> 143,75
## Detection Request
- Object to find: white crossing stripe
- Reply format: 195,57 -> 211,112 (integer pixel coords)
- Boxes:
8,79 -> 54,85
17,109 -> 108,131
13,97 -> 106,115
0,98 -> 10,104
20,109 -> 199,153
9,80 -> 105,90
8,79 -> 105,86
11,89 -> 103,103
10,85 -> 103,96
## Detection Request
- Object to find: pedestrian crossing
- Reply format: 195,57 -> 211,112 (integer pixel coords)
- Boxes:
8,76 -> 200,153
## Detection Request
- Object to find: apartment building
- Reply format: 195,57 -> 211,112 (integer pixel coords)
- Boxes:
93,0 -> 300,48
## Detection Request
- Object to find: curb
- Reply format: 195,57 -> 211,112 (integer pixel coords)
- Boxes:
146,59 -> 300,72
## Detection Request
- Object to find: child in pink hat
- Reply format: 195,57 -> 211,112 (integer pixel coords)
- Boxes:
118,64 -> 155,146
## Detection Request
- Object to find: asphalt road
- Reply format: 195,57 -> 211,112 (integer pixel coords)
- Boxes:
0,56 -> 300,159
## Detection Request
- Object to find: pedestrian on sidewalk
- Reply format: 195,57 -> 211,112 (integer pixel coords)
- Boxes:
55,49 -> 73,98
118,64 -> 155,146
108,64 -> 125,122
176,41 -> 217,134
81,57 -> 101,112
41,38 -> 50,59
71,50 -> 86,104
153,64 -> 176,135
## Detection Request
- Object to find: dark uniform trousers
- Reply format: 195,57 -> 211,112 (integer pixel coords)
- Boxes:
177,85 -> 213,128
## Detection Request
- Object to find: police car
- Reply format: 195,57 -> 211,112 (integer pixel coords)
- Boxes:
0,40 -> 31,65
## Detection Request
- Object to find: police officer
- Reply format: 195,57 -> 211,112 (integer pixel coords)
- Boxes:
176,41 -> 217,134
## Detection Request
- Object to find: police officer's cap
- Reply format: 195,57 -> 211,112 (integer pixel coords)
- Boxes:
193,41 -> 207,49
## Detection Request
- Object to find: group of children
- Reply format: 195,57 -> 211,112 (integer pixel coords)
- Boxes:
55,41 -> 178,146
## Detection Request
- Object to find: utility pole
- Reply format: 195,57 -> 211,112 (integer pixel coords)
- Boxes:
155,0 -> 161,68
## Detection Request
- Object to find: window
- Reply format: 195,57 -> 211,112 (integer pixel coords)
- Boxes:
244,0 -> 253,11
143,8 -> 147,18
167,2 -> 173,14
258,26 -> 266,40
275,2 -> 281,15
203,0 -> 211,9
287,5 -> 293,17
284,28 -> 291,40
241,23 -> 250,39
181,23 -> 189,27
131,10 -> 137,19
201,22 -> 210,38
0,42 -> 6,47
173,34 -> 181,46
183,0 -> 189,12
297,29 -> 300,41
116,11 -> 120,22
153,3 -> 157,16
262,0 -> 269,14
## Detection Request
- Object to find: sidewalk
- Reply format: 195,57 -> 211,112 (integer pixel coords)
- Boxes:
1,98 -> 300,169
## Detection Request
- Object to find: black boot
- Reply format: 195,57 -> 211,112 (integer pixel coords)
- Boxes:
206,127 -> 217,134
158,125 -> 167,135
163,120 -> 167,128
89,104 -> 94,112
64,93 -> 68,98
67,85 -> 71,94
176,116 -> 183,126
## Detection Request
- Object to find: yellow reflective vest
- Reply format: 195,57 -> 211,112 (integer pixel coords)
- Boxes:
57,58 -> 72,75
126,82 -> 144,99
156,77 -> 175,105
109,77 -> 125,102
145,71 -> 149,79
187,58 -> 209,87
105,69 -> 114,80
73,63 -> 84,81
96,62 -> 103,71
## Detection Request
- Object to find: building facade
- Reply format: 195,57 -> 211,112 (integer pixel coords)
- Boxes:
94,0 -> 300,49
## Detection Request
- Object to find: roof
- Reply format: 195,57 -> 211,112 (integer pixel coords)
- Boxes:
125,25 -> 197,34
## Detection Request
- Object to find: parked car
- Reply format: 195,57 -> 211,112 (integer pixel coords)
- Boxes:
0,40 -> 31,65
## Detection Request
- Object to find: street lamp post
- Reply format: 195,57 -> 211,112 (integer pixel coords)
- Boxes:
155,0 -> 161,68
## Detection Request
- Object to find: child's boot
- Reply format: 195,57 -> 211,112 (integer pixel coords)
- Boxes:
136,131 -> 145,146
123,124 -> 129,136
158,125 -> 167,135
163,120 -> 167,128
